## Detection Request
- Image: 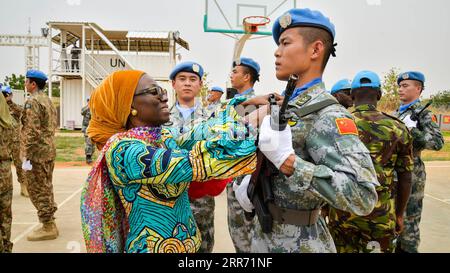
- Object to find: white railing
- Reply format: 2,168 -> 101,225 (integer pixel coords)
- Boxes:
51,47 -> 82,75
84,54 -> 110,87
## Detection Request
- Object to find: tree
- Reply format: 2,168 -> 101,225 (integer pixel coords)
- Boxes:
430,90 -> 450,110
3,73 -> 60,97
4,74 -> 25,90
378,67 -> 401,112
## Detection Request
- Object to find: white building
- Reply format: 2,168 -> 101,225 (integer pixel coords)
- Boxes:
47,21 -> 189,129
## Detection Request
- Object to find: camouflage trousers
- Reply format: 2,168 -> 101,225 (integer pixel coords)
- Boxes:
398,159 -> 426,253
84,135 -> 94,157
0,160 -> 13,253
329,226 -> 397,253
26,160 -> 58,223
226,182 -> 253,253
11,141 -> 27,185
190,195 -> 215,253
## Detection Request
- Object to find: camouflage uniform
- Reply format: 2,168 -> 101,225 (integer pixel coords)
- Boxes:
328,104 -> 414,253
7,101 -> 27,186
168,101 -> 215,253
227,88 -> 256,253
22,91 -> 58,223
250,83 -> 379,253
0,123 -> 14,253
206,101 -> 221,117
81,105 -> 94,157
393,101 -> 444,253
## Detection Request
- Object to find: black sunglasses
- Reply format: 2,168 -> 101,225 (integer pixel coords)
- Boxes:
134,85 -> 168,99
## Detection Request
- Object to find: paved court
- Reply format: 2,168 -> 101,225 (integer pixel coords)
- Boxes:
9,161 -> 450,253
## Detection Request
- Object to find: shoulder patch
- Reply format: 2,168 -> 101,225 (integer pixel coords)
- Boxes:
432,114 -> 438,123
295,95 -> 312,107
24,103 -> 32,109
335,118 -> 358,136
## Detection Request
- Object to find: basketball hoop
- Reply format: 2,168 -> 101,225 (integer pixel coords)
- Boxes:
243,16 -> 271,33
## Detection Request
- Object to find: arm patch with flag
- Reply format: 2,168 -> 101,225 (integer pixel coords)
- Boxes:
335,118 -> 358,136
432,114 -> 438,124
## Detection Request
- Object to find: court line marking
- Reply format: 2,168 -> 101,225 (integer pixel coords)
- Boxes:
12,186 -> 83,244
425,193 -> 450,206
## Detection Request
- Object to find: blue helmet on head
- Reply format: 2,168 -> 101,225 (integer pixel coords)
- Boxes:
210,86 -> 224,93
169,61 -> 204,80
331,79 -> 351,94
26,69 -> 48,81
1,85 -> 12,95
351,70 -> 381,91
397,71 -> 425,86
272,8 -> 337,57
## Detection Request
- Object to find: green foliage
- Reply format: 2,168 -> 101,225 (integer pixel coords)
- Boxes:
3,73 -> 60,97
430,90 -> 450,110
379,67 -> 401,112
4,74 -> 25,90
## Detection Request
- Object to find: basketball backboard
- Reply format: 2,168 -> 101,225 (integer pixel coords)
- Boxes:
204,0 -> 297,36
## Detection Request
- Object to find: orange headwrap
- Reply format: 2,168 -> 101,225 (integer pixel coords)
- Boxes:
87,70 -> 145,150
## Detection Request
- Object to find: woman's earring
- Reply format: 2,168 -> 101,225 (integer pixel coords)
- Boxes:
131,109 -> 138,116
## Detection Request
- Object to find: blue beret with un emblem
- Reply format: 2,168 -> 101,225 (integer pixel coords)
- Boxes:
273,8 -> 336,54
331,79 -> 351,94
233,57 -> 261,74
351,70 -> 381,90
397,71 -> 425,85
210,86 -> 224,93
169,61 -> 204,80
26,69 -> 48,81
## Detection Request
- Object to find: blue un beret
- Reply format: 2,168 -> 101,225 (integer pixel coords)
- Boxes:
1,85 -> 12,94
233,57 -> 261,75
210,86 -> 224,93
331,79 -> 351,94
169,61 -> 204,80
397,71 -> 425,85
351,70 -> 381,90
273,8 -> 336,46
26,69 -> 48,81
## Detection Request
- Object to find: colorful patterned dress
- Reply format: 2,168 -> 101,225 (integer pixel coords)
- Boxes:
81,106 -> 256,253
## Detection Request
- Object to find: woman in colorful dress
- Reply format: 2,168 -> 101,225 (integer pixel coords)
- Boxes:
80,70 -> 256,253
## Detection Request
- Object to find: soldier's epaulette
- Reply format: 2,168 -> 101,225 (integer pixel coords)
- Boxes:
381,111 -> 405,124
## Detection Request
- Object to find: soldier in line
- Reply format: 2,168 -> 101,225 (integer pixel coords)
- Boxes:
0,93 -> 14,252
330,79 -> 353,109
236,8 -> 379,253
2,85 -> 29,197
394,71 -> 444,253
227,57 -> 260,253
168,61 -> 215,253
81,97 -> 94,164
22,70 -> 59,241
206,86 -> 224,114
328,70 -> 414,253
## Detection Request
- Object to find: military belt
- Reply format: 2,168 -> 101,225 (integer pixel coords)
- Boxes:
268,204 -> 321,226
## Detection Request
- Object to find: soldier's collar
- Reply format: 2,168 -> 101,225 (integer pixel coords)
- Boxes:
290,81 -> 325,107
399,99 -> 420,114
353,104 -> 377,113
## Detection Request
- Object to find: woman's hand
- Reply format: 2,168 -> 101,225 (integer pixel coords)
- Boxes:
241,93 -> 284,107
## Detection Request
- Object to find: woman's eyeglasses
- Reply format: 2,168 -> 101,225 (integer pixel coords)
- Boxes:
134,86 -> 168,99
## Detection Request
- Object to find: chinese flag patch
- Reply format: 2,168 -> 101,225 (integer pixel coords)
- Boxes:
432,115 -> 438,123
335,118 -> 358,136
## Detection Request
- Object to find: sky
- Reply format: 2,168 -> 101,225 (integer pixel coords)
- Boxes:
0,0 -> 449,98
